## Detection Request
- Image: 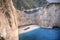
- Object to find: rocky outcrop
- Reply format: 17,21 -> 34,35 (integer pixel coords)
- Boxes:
18,4 -> 60,28
35,4 -> 60,28
17,10 -> 36,26
0,0 -> 18,40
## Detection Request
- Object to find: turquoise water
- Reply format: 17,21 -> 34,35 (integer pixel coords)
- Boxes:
19,27 -> 60,40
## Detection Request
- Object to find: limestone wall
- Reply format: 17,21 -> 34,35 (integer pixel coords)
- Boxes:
17,11 -> 36,26
18,4 -> 60,28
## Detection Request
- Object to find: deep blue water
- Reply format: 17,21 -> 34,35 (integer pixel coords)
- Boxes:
19,27 -> 60,40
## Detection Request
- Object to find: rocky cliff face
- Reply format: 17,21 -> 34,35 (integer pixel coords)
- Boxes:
0,0 -> 18,40
17,4 -> 60,28
17,10 -> 36,26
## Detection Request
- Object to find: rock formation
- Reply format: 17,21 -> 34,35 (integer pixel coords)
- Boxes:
0,0 -> 18,40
